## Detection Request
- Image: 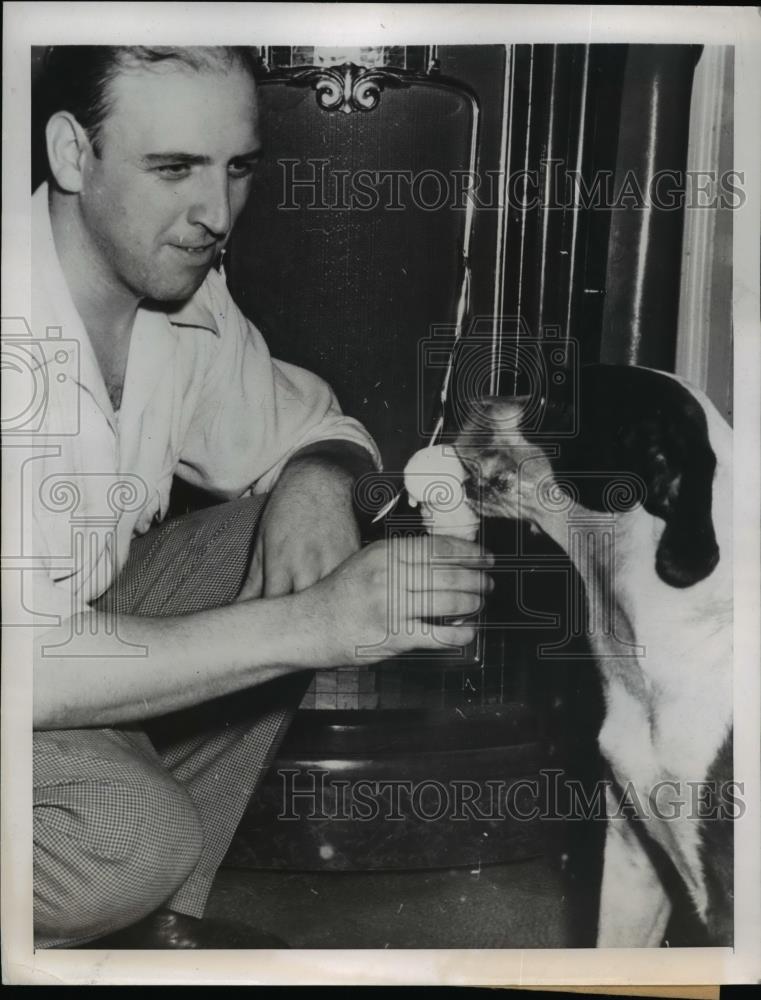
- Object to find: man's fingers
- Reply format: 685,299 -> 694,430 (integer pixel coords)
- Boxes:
392,533 -> 494,568
414,567 -> 493,594
423,622 -> 478,648
429,533 -> 494,562
395,562 -> 492,595
409,590 -> 484,620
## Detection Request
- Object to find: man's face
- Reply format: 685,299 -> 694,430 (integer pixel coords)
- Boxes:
78,60 -> 260,302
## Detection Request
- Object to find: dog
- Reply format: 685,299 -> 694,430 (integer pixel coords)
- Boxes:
456,363 -> 733,947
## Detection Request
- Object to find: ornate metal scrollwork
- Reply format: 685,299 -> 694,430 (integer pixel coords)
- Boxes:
288,63 -> 413,114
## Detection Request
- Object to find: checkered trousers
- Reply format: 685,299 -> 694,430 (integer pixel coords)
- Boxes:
34,496 -> 313,948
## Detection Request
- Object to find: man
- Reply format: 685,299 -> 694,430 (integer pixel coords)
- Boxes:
30,46 -> 490,948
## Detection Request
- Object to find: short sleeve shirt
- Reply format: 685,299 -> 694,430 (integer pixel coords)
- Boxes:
26,183 -> 381,625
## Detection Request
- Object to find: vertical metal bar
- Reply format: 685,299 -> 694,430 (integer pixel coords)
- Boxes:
565,45 -> 590,342
490,45 -> 514,396
514,45 -> 535,391
536,46 -> 559,337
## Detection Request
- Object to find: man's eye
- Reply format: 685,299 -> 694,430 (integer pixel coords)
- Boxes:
157,164 -> 191,179
228,161 -> 257,179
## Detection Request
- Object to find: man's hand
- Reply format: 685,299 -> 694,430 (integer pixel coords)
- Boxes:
243,454 -> 361,599
293,533 -> 494,666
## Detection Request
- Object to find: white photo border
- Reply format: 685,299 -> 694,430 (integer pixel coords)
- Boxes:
2,2 -> 760,986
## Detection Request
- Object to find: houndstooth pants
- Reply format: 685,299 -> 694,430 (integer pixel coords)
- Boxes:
33,495 -> 313,948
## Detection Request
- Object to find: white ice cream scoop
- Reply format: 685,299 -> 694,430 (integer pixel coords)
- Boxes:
403,444 -> 479,540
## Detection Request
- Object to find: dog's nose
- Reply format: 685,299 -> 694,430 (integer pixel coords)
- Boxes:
454,450 -> 489,503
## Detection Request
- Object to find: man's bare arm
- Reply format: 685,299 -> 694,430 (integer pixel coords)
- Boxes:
34,535 -> 491,730
34,594 -> 319,730
34,446 -> 373,730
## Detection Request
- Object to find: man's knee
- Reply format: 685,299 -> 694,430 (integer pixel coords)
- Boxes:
34,762 -> 203,946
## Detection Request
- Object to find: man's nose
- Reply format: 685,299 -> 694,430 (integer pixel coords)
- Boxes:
188,175 -> 232,238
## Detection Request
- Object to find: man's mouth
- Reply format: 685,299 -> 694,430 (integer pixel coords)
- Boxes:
171,242 -> 217,259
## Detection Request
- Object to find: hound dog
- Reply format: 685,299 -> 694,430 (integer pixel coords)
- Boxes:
456,364 -> 733,947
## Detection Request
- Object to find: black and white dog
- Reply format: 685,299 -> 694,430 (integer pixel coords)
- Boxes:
456,364 -> 733,947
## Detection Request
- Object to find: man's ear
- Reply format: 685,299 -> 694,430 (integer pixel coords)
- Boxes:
45,111 -> 92,193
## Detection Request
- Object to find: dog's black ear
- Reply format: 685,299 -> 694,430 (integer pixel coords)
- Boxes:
652,409 -> 719,589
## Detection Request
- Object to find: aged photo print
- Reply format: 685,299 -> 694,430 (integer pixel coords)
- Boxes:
2,2 -> 760,987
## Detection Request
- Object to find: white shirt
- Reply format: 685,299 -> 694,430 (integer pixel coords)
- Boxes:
29,183 -> 381,624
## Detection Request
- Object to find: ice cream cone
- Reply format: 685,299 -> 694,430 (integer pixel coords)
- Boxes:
404,444 -> 479,539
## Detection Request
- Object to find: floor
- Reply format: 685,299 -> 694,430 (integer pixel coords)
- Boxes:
204,856 -> 580,949
204,852 -> 713,950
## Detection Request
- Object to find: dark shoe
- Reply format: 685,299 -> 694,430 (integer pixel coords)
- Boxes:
85,909 -> 289,949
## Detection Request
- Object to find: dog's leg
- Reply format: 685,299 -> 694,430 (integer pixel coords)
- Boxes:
597,795 -> 672,947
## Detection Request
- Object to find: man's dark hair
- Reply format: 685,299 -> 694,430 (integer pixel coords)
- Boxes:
38,45 -> 259,157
